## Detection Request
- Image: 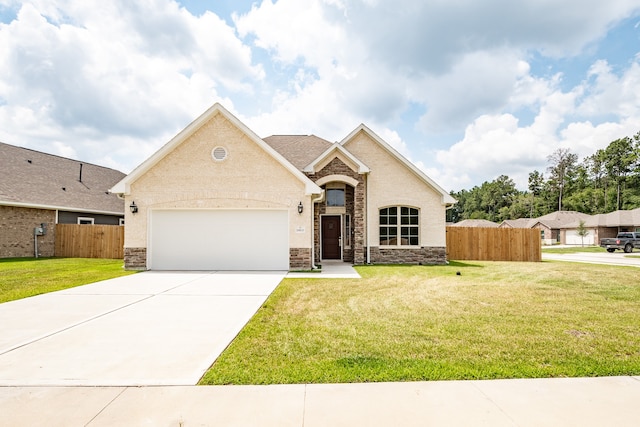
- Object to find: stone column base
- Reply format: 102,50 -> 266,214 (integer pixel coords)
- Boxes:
290,248 -> 312,270
124,247 -> 147,270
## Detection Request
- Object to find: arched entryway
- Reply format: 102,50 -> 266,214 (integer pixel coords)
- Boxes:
315,175 -> 360,262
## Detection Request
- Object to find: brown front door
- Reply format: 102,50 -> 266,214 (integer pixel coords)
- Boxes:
321,216 -> 341,260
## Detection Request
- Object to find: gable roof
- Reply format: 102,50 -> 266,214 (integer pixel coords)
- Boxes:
340,124 -> 456,206
500,218 -> 535,228
110,104 -> 322,196
531,210 -> 591,229
263,135 -> 333,170
303,142 -> 370,174
562,208 -> 640,228
0,141 -> 125,215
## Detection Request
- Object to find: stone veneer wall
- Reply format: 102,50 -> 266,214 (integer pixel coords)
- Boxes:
343,185 -> 355,262
369,246 -> 447,265
307,157 -> 366,265
290,247 -> 312,270
124,247 -> 312,271
0,206 -> 56,258
124,247 -> 147,270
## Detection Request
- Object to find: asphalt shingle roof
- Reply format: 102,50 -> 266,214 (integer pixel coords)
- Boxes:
0,142 -> 125,214
263,135 -> 333,170
563,208 -> 640,228
532,210 -> 591,228
500,218 -> 536,228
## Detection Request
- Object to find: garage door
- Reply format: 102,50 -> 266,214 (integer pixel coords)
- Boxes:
149,210 -> 289,270
565,230 -> 595,245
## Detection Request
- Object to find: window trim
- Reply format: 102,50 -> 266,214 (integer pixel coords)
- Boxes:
344,214 -> 351,249
379,206 -> 419,246
77,217 -> 95,225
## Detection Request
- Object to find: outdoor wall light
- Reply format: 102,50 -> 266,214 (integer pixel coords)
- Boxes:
129,201 -> 138,214
298,201 -> 304,214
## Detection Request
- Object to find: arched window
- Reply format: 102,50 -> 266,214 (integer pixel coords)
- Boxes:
379,207 -> 419,246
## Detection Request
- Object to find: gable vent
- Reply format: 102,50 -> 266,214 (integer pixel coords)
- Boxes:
212,146 -> 228,161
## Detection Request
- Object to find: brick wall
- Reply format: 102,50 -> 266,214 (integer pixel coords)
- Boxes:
124,247 -> 147,270
0,205 -> 56,258
369,246 -> 447,265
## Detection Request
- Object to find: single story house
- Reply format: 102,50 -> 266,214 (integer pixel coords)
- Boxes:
450,219 -> 499,228
499,211 -> 590,245
110,103 -> 456,271
561,207 -> 640,245
0,142 -> 126,258
529,211 -> 591,245
499,218 -> 535,229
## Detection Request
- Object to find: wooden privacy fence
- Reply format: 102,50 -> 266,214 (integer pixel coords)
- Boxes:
446,227 -> 541,262
55,224 -> 124,259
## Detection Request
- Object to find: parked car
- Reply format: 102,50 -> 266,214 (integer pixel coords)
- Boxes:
600,232 -> 640,253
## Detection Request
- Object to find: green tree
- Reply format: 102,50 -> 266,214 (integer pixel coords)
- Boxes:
528,170 -> 544,217
576,220 -> 589,247
603,137 -> 638,210
547,148 -> 578,211
480,175 -> 518,221
583,151 -> 607,212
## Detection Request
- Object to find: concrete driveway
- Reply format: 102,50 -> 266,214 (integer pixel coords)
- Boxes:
542,251 -> 640,267
0,271 -> 285,386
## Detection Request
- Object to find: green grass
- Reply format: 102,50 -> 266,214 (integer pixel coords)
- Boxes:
0,257 -> 135,303
541,246 -> 605,254
200,261 -> 640,385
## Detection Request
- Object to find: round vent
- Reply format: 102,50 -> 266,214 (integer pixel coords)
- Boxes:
211,146 -> 228,161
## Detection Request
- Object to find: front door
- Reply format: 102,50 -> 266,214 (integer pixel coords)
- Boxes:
321,216 -> 341,260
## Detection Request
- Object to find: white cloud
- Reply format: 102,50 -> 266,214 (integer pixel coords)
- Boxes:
578,59 -> 640,118
432,55 -> 640,191
414,50 -> 527,132
1,0 -> 639,191
234,0 -> 640,152
0,0 -> 265,172
234,0 -> 351,75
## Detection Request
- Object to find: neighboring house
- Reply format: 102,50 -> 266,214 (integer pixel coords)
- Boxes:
529,211 -> 591,245
110,103 -> 456,271
0,142 -> 126,258
561,208 -> 640,245
499,218 -> 535,229
450,219 -> 499,228
499,211 -> 590,244
499,209 -> 640,245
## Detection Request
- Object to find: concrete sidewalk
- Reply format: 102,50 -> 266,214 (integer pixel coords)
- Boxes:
2,376 -> 639,426
287,260 -> 361,278
542,251 -> 640,267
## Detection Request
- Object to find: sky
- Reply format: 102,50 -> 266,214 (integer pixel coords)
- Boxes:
1,0 -> 640,192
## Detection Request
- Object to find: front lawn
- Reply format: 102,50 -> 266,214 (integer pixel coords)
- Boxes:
0,257 -> 135,303
201,261 -> 640,384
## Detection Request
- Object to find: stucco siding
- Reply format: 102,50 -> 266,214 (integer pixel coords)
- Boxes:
125,112 -> 312,251
343,131 -> 447,247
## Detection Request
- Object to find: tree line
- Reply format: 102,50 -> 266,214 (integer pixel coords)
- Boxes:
448,131 -> 640,223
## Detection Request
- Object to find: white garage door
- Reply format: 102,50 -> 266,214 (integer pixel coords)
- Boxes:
565,230 -> 595,245
149,210 -> 289,270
